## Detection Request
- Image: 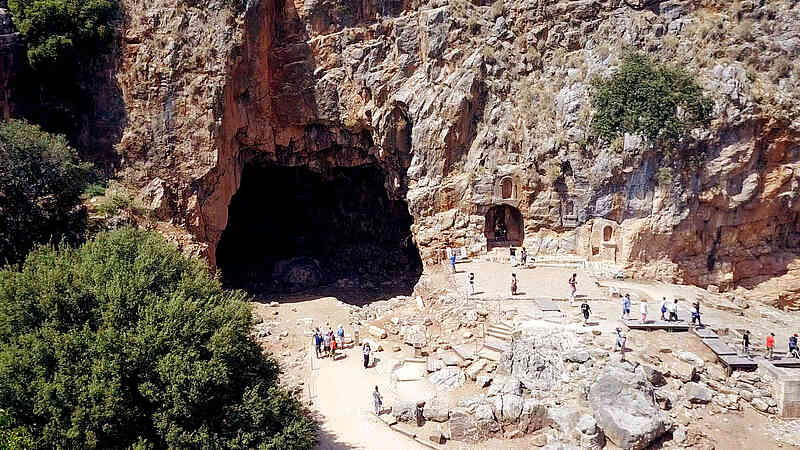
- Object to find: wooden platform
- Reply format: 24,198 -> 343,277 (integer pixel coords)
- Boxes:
693,327 -> 719,339
771,358 -> 800,368
535,298 -> 561,312
623,319 -> 690,331
703,338 -> 738,356
719,354 -> 757,370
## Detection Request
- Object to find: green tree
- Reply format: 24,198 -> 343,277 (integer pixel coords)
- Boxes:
0,228 -> 317,449
0,119 -> 91,265
590,52 -> 713,147
8,0 -> 118,73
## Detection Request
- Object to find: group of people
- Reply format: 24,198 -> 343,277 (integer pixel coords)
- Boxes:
509,247 -> 528,267
313,325 -> 346,359
759,331 -> 800,360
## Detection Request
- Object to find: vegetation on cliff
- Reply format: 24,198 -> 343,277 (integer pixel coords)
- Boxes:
590,52 -> 713,147
8,0 -> 118,73
0,228 -> 317,449
0,119 -> 90,266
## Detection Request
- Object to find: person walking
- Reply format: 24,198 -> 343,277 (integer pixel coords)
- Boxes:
363,342 -> 372,368
691,302 -> 703,328
668,299 -> 679,322
614,327 -> 627,356
767,332 -> 775,360
640,298 -> 648,323
323,330 -> 332,357
373,386 -> 383,415
330,335 -> 337,358
337,324 -> 345,348
742,330 -> 751,356
449,252 -> 457,273
660,297 -> 668,321
510,247 -> 517,267
621,294 -> 631,320
569,274 -> 577,297
313,329 -> 322,358
580,300 -> 591,325
520,247 -> 528,267
468,272 -> 475,296
511,273 -> 518,296
790,334 -> 800,359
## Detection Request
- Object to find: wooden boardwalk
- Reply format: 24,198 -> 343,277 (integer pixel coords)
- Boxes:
623,319 -> 690,331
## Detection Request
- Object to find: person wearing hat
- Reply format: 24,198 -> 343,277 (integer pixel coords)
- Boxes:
790,334 -> 799,359
614,328 -> 627,354
767,332 -> 775,360
336,324 -> 345,348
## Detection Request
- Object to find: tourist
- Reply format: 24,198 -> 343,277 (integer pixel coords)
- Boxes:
767,332 -> 775,360
668,299 -> 679,322
511,273 -> 518,295
742,330 -> 751,356
621,294 -> 631,320
450,252 -> 457,273
569,274 -> 577,306
510,247 -> 517,266
337,324 -> 345,348
373,386 -> 383,415
640,298 -> 648,323
660,297 -> 668,321
323,330 -> 332,357
691,302 -> 703,328
314,328 -> 322,358
468,272 -> 475,296
353,323 -> 360,346
330,335 -> 337,357
790,334 -> 800,359
521,247 -> 528,266
363,342 -> 372,368
581,300 -> 591,325
614,328 -> 627,354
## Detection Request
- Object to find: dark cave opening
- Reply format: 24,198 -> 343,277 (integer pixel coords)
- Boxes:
216,163 -> 422,300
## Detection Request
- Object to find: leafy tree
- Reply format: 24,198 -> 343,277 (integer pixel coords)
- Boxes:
0,119 -> 91,265
7,0 -> 118,73
590,52 -> 713,146
0,228 -> 317,449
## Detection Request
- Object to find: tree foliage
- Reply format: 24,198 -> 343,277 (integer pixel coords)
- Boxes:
0,119 -> 91,266
590,52 -> 713,146
0,228 -> 317,449
7,0 -> 118,73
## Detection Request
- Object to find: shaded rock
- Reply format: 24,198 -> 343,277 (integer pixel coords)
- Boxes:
476,375 -> 493,387
635,365 -> 666,387
683,382 -> 713,404
423,397 -> 449,422
588,368 -> 668,450
392,401 -> 417,422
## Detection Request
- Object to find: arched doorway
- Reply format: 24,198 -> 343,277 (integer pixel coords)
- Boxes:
484,204 -> 524,249
501,178 -> 513,199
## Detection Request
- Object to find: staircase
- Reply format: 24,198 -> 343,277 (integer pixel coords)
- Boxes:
483,322 -> 513,354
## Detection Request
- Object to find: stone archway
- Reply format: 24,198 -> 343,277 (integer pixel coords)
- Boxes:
484,204 -> 524,249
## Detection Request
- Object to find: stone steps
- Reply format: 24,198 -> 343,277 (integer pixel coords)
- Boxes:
483,335 -> 511,353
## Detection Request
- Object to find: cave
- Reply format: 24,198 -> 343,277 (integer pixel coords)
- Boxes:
216,163 -> 422,298
485,204 -> 524,249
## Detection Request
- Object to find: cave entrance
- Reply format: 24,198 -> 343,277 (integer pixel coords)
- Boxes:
216,163 -> 422,301
485,204 -> 524,250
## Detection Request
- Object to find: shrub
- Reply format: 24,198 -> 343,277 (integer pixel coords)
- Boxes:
590,52 -> 713,146
8,0 -> 118,73
0,119 -> 91,266
95,182 -> 133,216
82,182 -> 106,198
0,228 -> 317,449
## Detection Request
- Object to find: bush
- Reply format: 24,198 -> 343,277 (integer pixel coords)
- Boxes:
0,119 -> 91,265
8,0 -> 118,73
0,228 -> 317,449
590,52 -> 713,146
82,182 -> 106,198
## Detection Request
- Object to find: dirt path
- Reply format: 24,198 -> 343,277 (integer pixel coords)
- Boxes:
311,346 -> 427,450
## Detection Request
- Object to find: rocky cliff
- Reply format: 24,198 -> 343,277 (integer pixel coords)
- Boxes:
114,0 -> 800,305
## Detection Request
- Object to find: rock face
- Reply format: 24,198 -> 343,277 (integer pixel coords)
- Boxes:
588,368 -> 668,450
113,0 -> 800,305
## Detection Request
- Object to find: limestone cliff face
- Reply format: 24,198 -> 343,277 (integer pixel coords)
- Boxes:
116,0 -> 800,306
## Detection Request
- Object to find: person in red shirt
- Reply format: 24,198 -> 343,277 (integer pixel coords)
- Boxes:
767,333 -> 775,360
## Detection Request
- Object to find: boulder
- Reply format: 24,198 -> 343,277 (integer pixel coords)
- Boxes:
449,407 -> 481,442
476,375 -> 493,387
635,365 -> 666,387
588,368 -> 668,450
466,359 -> 488,380
427,357 -> 445,373
423,397 -> 450,422
677,351 -> 704,367
488,377 -> 522,397
491,394 -> 523,422
392,401 -> 417,422
564,350 -> 591,363
577,414 -> 606,450
368,325 -> 387,339
403,324 -> 426,346
751,397 -> 770,412
662,359 -> 698,383
682,382 -> 713,404
520,399 -> 552,433
429,366 -> 465,390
